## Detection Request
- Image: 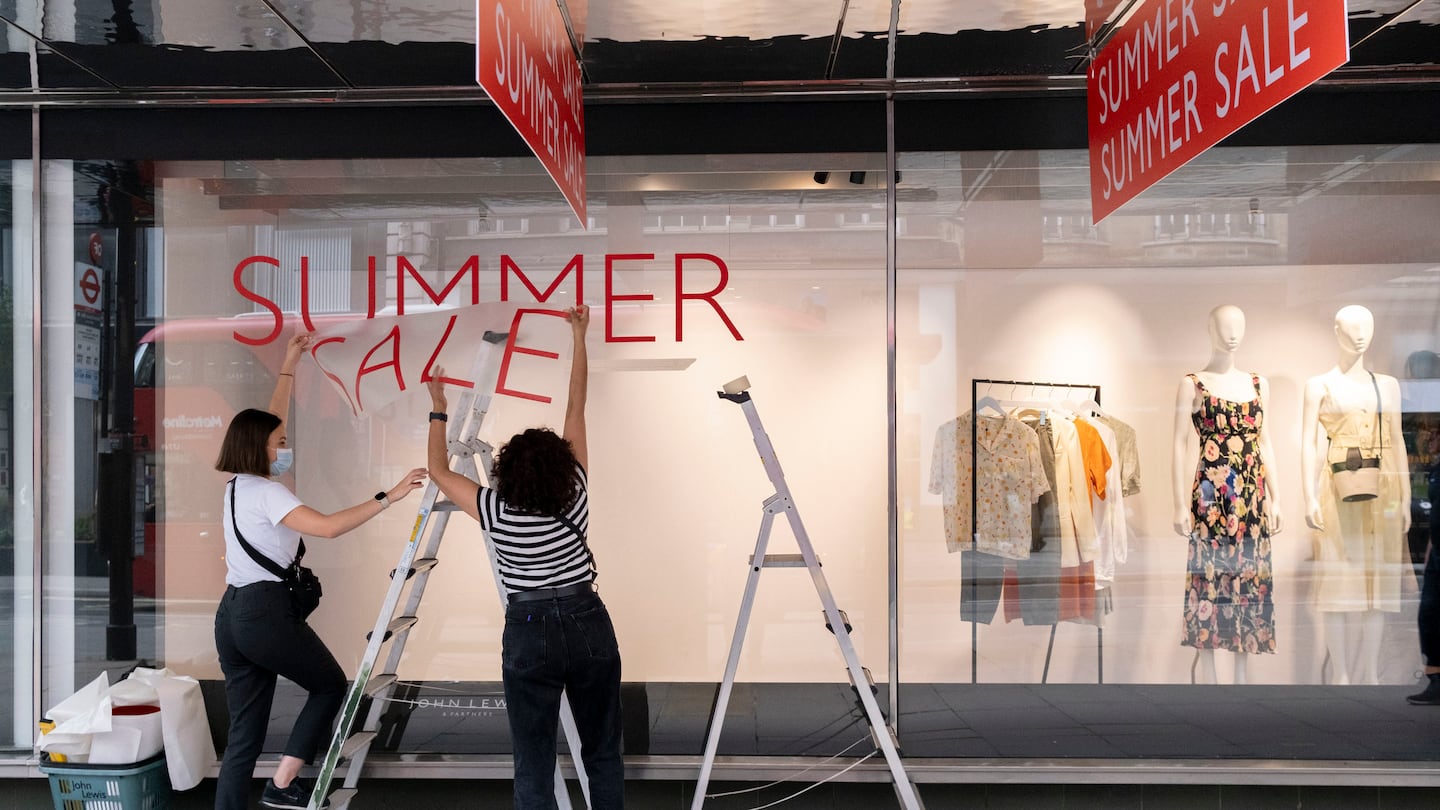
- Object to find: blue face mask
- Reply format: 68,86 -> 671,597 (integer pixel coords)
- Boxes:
270,448 -> 294,476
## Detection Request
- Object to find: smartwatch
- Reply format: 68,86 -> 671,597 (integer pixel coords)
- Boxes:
375,491 -> 391,509
429,411 -> 448,423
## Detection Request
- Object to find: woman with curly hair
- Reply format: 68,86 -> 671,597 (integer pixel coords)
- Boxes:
426,304 -> 623,809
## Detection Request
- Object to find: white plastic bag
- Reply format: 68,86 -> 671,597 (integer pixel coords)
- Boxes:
36,672 -> 110,762
121,667 -> 218,791
36,668 -> 217,791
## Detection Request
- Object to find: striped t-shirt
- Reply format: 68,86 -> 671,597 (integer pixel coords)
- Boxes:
476,465 -> 594,594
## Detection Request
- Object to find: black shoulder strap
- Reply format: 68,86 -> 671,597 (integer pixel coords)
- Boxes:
551,510 -> 585,542
550,467 -> 590,544
229,478 -> 302,580
550,507 -> 598,581
1369,371 -> 1383,454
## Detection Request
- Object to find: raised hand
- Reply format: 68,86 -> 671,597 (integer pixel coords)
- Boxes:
427,367 -> 449,413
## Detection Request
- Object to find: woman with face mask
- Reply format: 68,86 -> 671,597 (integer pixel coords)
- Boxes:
212,332 -> 427,810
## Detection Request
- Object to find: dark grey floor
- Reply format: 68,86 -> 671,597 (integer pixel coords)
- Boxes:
897,683 -> 1440,760
261,680 -> 1440,762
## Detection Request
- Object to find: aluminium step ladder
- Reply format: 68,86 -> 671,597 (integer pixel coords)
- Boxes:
309,331 -> 591,810
691,376 -> 925,810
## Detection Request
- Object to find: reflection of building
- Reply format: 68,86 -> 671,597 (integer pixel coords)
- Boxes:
1140,209 -> 1282,262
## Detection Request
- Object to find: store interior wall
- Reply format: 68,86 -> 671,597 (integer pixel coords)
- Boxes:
897,148 -> 1440,686
154,161 -> 896,684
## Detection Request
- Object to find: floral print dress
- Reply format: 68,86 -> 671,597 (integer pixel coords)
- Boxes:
1182,373 -> 1276,654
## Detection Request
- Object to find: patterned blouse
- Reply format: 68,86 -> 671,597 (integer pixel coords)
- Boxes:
930,412 -> 1051,560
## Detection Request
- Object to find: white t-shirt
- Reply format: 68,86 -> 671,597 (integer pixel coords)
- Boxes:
223,474 -> 305,587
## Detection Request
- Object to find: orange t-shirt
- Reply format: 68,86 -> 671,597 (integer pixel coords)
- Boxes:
1073,417 -> 1112,501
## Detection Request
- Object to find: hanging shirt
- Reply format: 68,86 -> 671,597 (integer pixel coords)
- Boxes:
1094,413 -> 1142,497
1050,416 -> 1100,567
929,412 -> 1050,561
1083,417 -> 1129,584
1072,416 -> 1112,502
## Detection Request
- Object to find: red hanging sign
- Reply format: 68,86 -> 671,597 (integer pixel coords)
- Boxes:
1087,0 -> 1349,223
477,0 -> 587,226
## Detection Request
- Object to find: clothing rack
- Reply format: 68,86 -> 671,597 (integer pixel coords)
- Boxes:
969,378 -> 1107,685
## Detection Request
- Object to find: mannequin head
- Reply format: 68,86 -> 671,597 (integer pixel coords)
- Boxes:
1333,305 -> 1375,355
1207,304 -> 1246,354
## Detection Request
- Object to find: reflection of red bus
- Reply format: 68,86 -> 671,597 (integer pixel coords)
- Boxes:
131,314 -> 364,599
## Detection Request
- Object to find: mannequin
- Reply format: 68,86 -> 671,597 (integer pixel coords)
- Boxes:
1172,304 -> 1284,684
1300,305 -> 1410,685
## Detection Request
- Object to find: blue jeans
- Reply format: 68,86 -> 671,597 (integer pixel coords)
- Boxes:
503,591 -> 624,809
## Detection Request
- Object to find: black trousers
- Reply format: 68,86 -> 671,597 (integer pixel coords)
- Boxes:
213,582 -> 346,810
1421,539 -> 1440,668
1422,470 -> 1440,668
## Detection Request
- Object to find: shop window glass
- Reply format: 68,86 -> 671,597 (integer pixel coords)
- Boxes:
33,160 -> 161,730
896,144 -> 1440,759
141,154 -> 889,758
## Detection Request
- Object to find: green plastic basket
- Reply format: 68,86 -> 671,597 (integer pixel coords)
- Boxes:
39,753 -> 170,810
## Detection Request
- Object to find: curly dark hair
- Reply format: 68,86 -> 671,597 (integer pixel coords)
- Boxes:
215,408 -> 281,477
491,428 -> 582,514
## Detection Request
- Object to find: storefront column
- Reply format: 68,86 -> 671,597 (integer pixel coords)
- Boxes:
41,160 -> 77,710
8,139 -> 37,748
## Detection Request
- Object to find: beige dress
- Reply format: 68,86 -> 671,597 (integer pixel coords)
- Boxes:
1315,380 -> 1405,613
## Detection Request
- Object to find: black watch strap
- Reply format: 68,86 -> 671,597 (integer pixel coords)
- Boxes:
429,411 -> 448,422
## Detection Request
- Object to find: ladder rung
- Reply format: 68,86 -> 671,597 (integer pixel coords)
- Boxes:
847,665 -> 878,697
392,557 -> 440,580
325,788 -> 357,809
433,502 -> 463,512
340,730 -> 378,761
364,673 -> 397,697
825,609 -> 852,635
875,723 -> 904,757
366,615 -> 418,642
752,553 -> 808,567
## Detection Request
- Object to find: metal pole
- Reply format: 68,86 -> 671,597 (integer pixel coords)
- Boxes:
970,378 -> 978,683
29,104 -> 44,742
885,0 -> 902,730
103,164 -> 138,661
